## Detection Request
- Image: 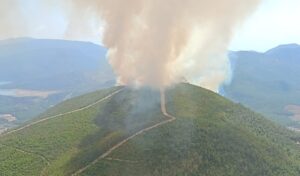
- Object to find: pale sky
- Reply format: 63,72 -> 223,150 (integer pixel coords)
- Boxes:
230,0 -> 300,52
2,0 -> 300,52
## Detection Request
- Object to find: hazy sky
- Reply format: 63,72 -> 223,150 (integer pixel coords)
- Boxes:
230,0 -> 300,52
2,0 -> 300,52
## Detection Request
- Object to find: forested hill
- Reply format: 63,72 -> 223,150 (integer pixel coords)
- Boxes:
1,83 -> 299,176
223,44 -> 300,127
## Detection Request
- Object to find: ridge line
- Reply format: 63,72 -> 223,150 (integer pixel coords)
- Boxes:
71,89 -> 176,176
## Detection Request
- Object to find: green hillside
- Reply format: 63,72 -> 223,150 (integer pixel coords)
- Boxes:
0,84 -> 299,176
223,44 -> 300,127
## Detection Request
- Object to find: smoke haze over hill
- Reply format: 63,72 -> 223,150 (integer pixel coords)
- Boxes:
66,0 -> 261,90
0,0 -> 261,91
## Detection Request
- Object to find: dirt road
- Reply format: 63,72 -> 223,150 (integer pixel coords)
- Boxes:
0,88 -> 124,176
72,90 -> 176,176
0,88 -> 124,137
0,143 -> 50,176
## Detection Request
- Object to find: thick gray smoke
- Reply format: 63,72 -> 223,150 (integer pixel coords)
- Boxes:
0,0 -> 261,91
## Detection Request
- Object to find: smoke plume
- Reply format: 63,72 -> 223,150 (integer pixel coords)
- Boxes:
0,0 -> 27,39
0,0 -> 69,41
66,0 -> 261,91
0,0 -> 261,91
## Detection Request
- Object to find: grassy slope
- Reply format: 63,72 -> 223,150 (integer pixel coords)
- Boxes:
0,144 -> 45,176
0,87 -> 165,176
0,84 -> 299,176
83,84 -> 300,176
0,87 -> 120,175
223,49 -> 300,127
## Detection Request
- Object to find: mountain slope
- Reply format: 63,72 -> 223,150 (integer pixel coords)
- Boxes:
223,44 -> 300,127
0,84 -> 299,176
0,38 -> 115,90
0,38 -> 114,127
0,38 -> 112,88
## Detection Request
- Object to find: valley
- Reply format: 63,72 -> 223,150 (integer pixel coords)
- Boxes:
285,105 -> 300,121
1,39 -> 300,131
0,38 -> 115,127
0,84 -> 299,176
0,1 -> 299,175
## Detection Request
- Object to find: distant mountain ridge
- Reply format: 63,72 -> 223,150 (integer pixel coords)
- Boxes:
266,43 -> 300,55
0,38 -> 112,88
223,43 -> 300,127
0,38 -> 299,129
0,38 -> 115,125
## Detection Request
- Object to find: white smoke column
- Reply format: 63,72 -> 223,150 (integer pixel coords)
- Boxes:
0,0 -> 68,41
0,0 -> 27,39
67,0 -> 261,91
0,0 -> 261,91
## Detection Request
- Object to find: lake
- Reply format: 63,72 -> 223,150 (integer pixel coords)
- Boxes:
0,81 -> 11,86
0,81 -> 59,98
0,89 -> 15,96
0,89 -> 59,98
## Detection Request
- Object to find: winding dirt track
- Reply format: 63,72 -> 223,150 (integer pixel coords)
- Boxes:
0,143 -> 50,176
0,88 -> 124,137
0,87 -> 175,176
0,88 -> 124,176
72,90 -> 176,176
0,143 -> 50,165
105,157 -> 139,163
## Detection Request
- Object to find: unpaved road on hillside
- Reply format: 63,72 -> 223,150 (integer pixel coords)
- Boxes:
0,143 -> 50,176
0,88 -> 124,176
0,88 -> 124,137
72,90 -> 176,176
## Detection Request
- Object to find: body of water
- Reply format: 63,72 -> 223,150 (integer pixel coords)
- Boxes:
0,81 -> 11,86
0,89 -> 59,98
0,89 -> 16,96
0,81 -> 59,98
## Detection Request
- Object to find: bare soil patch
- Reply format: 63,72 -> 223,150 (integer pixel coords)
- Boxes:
0,114 -> 17,122
14,89 -> 59,98
285,105 -> 300,121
